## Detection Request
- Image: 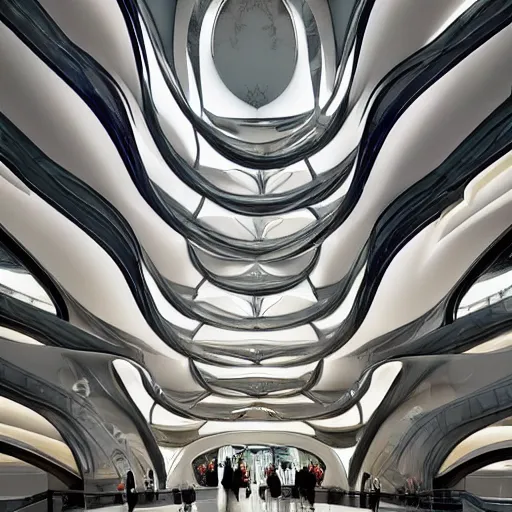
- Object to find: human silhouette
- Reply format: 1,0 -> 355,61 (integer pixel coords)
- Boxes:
266,468 -> 282,498
221,458 -> 239,512
126,470 -> 138,512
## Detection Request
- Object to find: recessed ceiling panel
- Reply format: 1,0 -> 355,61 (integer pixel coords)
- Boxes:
212,0 -> 297,108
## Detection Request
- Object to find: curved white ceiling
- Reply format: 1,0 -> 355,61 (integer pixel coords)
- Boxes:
0,0 -> 511,492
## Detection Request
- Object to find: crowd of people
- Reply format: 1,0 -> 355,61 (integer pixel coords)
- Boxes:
196,459 -> 219,487
292,465 -> 318,510
115,470 -> 158,511
262,461 -> 324,487
221,458 -> 251,501
219,459 -> 320,512
113,463 -> 384,512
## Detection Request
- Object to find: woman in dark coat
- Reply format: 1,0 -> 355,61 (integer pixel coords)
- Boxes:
126,470 -> 138,512
222,459 -> 234,492
360,472 -> 371,509
266,468 -> 282,499
221,458 -> 238,512
232,462 -> 246,502
206,459 -> 219,487
297,466 -> 309,502
305,468 -> 316,510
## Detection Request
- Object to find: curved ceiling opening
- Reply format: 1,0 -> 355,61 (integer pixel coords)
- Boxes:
212,0 -> 297,108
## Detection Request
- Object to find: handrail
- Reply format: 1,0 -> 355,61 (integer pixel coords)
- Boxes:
2,487 -> 511,512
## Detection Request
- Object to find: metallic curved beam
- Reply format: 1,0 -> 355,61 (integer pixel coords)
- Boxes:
350,348 -> 512,492
0,339 -> 165,491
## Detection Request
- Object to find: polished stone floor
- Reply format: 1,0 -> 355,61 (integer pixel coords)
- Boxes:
95,505 -> 375,512
96,493 -> 374,512
139,502 -> 374,512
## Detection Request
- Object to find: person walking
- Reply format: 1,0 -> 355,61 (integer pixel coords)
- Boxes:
266,465 -> 282,512
126,471 -> 138,512
305,466 -> 316,511
221,458 -> 240,512
368,477 -> 381,512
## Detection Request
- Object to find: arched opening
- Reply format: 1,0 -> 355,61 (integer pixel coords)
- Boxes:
192,444 -> 326,488
0,454 -> 52,500
435,448 -> 512,498
0,440 -> 82,491
166,432 -> 347,489
436,424 -> 512,495
0,397 -> 83,501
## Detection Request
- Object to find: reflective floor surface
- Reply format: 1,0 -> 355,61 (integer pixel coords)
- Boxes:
94,503 -> 374,512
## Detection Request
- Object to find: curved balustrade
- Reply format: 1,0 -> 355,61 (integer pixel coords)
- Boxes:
2,488 -> 511,512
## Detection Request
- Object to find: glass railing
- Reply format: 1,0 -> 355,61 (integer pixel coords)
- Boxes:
1,488 -> 191,512
0,492 -> 48,512
2,487 -> 512,512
